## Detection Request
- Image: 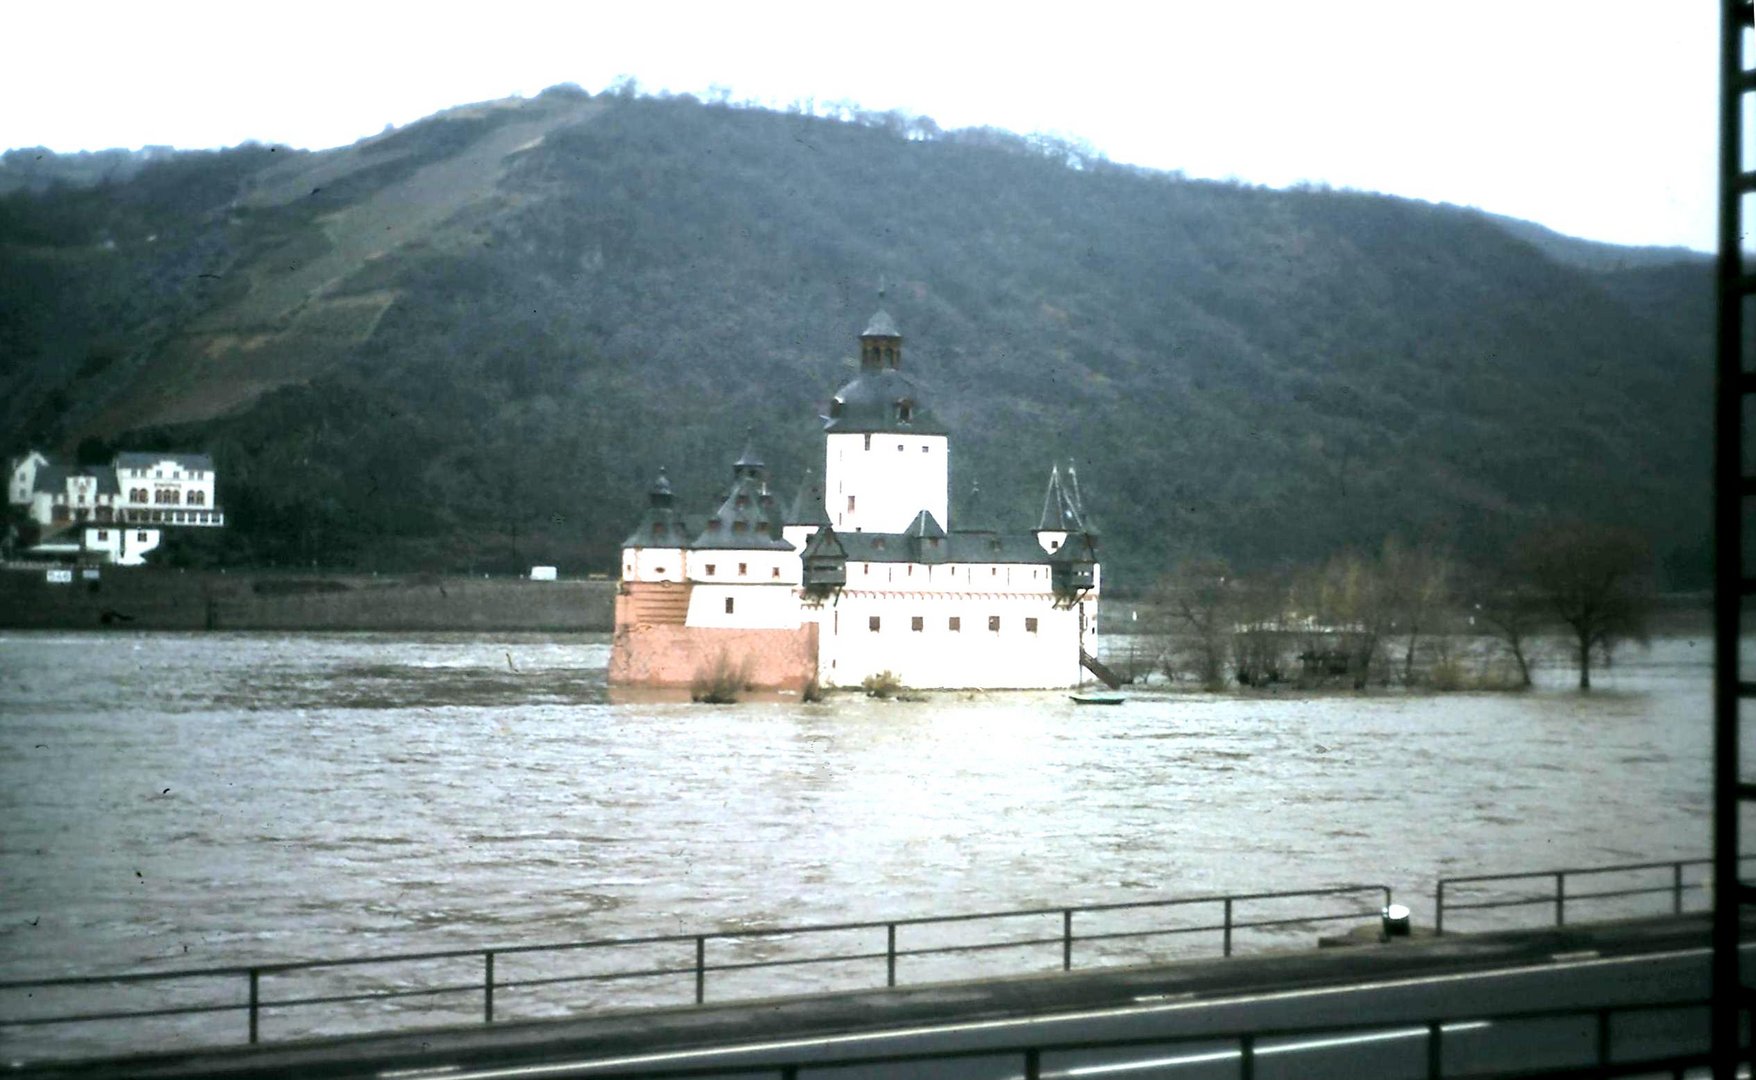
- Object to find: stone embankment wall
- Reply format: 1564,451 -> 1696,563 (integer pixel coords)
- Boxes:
0,566 -> 615,632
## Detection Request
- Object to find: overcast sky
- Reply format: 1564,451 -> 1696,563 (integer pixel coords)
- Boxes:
4,1 -> 1720,251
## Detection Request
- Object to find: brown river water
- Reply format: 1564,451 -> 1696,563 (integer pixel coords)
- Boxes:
0,630 -> 1719,1056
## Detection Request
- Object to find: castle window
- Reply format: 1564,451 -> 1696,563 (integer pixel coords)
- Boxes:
897,400 -> 913,422
705,564 -> 717,576
864,434 -> 872,450
733,520 -> 748,533
830,399 -> 844,418
736,495 -> 750,508
137,531 -> 148,541
653,522 -> 667,538
738,562 -> 748,576
771,566 -> 781,578
989,616 -> 1001,632
911,616 -> 923,632
847,495 -> 856,512
872,537 -> 885,550
921,445 -> 929,453
97,531 -> 107,541
991,567 -> 997,576
655,567 -> 666,574
869,616 -> 881,632
725,597 -> 735,614
1026,617 -> 1039,633
948,616 -> 961,632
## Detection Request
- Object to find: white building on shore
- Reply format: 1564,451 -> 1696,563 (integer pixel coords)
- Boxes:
611,307 -> 1105,693
6,450 -> 224,565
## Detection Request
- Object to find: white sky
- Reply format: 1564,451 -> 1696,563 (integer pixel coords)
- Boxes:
4,1 -> 1720,251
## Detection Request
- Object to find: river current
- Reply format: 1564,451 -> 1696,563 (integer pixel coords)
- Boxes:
0,630 -> 1716,1053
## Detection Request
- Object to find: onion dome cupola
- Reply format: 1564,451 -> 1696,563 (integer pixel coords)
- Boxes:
693,438 -> 792,551
823,306 -> 948,436
621,468 -> 693,548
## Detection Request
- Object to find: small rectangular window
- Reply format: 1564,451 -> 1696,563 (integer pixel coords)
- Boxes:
948,616 -> 961,632
864,434 -> 872,450
988,615 -> 1001,632
725,597 -> 735,614
738,562 -> 748,576
896,443 -> 904,452
705,564 -> 717,576
771,566 -> 781,578
911,616 -> 924,632
848,495 -> 857,512
921,445 -> 929,453
1026,617 -> 1039,633
869,616 -> 881,632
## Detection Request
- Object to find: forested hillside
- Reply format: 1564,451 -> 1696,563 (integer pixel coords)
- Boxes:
0,87 -> 1713,586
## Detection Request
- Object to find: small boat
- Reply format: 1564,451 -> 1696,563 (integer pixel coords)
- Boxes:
1070,693 -> 1125,706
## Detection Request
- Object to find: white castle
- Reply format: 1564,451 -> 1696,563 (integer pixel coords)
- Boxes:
610,308 -> 1106,694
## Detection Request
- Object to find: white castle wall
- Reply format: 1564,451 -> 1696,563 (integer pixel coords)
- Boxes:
824,432 -> 948,533
812,589 -> 1087,689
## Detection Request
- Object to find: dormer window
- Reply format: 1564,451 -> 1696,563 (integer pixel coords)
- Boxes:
708,518 -> 722,531
897,399 -> 914,422
733,520 -> 748,534
653,522 -> 667,538
830,399 -> 844,419
736,495 -> 750,509
872,537 -> 885,550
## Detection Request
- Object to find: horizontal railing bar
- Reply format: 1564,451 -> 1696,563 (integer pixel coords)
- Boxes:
1443,882 -> 1708,913
0,999 -> 249,1028
0,885 -> 1390,992
1440,858 -> 1714,885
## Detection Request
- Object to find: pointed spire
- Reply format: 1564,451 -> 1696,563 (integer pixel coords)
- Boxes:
648,467 -> 673,508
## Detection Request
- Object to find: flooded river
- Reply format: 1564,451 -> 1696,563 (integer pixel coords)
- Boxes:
0,630 -> 1715,1053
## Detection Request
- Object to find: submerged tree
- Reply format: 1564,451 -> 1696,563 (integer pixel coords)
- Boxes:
1382,538 -> 1455,685
1152,557 -> 1234,690
1514,521 -> 1654,691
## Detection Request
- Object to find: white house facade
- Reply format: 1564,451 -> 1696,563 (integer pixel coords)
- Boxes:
610,308 -> 1105,693
6,450 -> 224,565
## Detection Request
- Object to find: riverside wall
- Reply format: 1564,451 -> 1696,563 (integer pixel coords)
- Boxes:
0,566 -> 616,632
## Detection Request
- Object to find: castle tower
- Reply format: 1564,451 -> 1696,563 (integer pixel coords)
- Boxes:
822,306 -> 949,533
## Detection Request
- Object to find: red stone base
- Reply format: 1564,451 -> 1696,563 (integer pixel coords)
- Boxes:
609,619 -> 819,695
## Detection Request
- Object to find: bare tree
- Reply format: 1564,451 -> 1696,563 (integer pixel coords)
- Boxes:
1382,538 -> 1455,685
1152,558 -> 1234,690
1473,573 -> 1543,689
1514,521 -> 1654,691
1299,551 -> 1394,690
1231,569 -> 1292,687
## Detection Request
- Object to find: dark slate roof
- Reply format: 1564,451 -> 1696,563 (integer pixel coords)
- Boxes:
33,465 -> 119,496
786,471 -> 831,527
862,308 -> 901,338
1049,531 -> 1100,564
692,475 -> 793,550
905,510 -> 946,539
621,510 -> 696,549
822,368 -> 948,435
831,528 -> 1055,566
1037,465 -> 1090,532
115,452 -> 214,472
800,526 -> 847,560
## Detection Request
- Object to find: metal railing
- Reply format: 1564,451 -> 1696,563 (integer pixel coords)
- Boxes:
1434,857 -> 1732,934
0,883 -> 1388,1052
380,997 -> 1716,1080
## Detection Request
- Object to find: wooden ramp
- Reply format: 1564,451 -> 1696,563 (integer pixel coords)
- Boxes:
1080,649 -> 1123,689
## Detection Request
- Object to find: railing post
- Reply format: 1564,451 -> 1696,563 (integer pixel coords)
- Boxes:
886,924 -> 897,987
1427,1020 -> 1442,1079
1062,909 -> 1073,972
1023,1047 -> 1041,1080
1223,897 -> 1234,957
247,968 -> 260,1045
1674,862 -> 1685,914
484,950 -> 495,1024
1436,880 -> 1445,935
694,936 -> 706,1005
1239,1033 -> 1255,1080
1555,872 -> 1566,926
